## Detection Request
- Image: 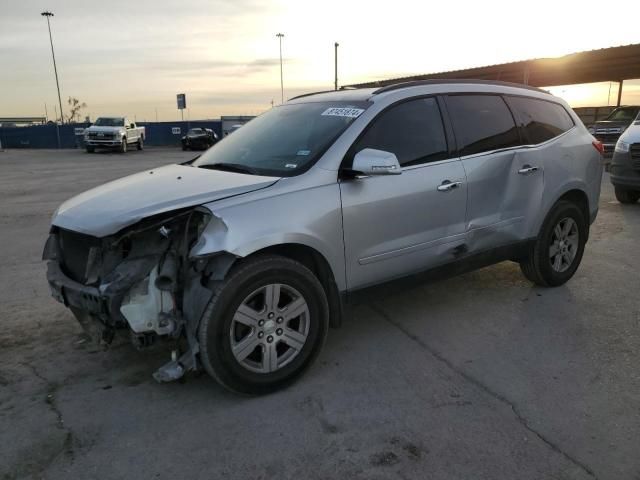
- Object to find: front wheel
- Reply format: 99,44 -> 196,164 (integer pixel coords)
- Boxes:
86,146 -> 95,153
520,200 -> 587,287
198,255 -> 329,395
614,186 -> 640,204
119,137 -> 127,153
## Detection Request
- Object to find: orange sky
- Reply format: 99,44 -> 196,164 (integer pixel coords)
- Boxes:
1,0 -> 639,121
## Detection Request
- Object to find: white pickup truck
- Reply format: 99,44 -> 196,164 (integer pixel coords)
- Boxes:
84,117 -> 145,153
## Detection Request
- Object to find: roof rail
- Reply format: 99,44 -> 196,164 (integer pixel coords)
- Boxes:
372,79 -> 548,95
288,90 -> 338,101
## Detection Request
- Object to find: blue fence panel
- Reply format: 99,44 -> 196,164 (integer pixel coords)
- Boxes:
0,123 -> 83,149
0,121 -> 222,149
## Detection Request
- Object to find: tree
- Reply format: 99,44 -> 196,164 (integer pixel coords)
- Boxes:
67,97 -> 87,123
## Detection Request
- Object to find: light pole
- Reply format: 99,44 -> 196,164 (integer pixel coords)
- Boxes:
276,33 -> 284,103
334,42 -> 339,90
41,11 -> 63,148
41,12 -> 64,124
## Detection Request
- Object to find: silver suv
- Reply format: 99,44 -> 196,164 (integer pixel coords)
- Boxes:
44,80 -> 603,394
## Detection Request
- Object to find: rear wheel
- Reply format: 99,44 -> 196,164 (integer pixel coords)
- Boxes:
520,200 -> 587,287
614,187 -> 640,204
136,136 -> 144,151
86,146 -> 95,153
119,137 -> 127,153
198,255 -> 329,395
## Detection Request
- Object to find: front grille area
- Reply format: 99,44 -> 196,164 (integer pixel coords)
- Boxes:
594,133 -> 620,144
631,144 -> 640,170
57,229 -> 101,283
87,132 -> 114,139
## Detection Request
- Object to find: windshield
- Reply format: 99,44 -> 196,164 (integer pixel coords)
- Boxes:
606,107 -> 639,122
94,117 -> 124,127
193,101 -> 370,176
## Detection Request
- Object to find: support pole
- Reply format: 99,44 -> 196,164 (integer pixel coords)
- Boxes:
334,42 -> 339,90
276,33 -> 285,104
616,80 -> 624,107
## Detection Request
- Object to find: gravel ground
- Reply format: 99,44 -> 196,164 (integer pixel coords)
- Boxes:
0,148 -> 638,480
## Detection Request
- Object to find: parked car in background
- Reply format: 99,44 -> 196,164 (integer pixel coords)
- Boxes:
44,80 -> 602,394
590,106 -> 640,159
84,117 -> 145,153
610,114 -> 640,203
181,128 -> 218,151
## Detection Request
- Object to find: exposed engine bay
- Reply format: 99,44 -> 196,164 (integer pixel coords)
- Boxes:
43,207 -> 234,382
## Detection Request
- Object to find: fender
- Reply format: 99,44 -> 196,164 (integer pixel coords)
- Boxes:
190,185 -> 347,291
532,178 -> 590,236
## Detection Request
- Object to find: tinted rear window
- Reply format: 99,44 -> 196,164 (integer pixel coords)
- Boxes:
446,95 -> 520,156
506,96 -> 574,144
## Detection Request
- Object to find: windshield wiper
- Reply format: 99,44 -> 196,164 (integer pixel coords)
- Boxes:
198,163 -> 257,175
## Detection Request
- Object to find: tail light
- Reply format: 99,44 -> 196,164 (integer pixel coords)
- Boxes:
592,140 -> 604,155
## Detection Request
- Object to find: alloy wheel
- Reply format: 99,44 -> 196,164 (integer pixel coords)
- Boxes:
229,283 -> 310,373
549,217 -> 579,273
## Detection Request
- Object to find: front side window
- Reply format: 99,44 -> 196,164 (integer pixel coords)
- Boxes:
506,96 -> 574,144
194,101 -> 370,177
352,97 -> 448,167
446,95 -> 520,156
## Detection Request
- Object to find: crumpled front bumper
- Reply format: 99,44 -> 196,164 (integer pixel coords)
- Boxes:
45,252 -> 159,327
46,260 -> 108,316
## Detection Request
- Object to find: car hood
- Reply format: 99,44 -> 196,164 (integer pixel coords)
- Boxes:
53,164 -> 279,237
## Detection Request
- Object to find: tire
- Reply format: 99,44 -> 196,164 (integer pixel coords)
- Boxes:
137,136 -> 144,151
519,200 -> 587,287
198,255 -> 329,395
182,144 -> 188,151
119,137 -> 127,153
614,187 -> 640,204
86,146 -> 95,153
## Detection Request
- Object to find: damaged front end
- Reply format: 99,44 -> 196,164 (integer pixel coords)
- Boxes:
43,207 -> 231,382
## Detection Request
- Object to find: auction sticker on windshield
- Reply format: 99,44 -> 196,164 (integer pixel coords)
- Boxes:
321,107 -> 364,118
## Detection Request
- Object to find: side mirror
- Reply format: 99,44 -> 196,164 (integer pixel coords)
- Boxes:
351,148 -> 402,176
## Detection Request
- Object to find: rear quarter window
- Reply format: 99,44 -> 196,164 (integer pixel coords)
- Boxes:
506,96 -> 574,144
445,95 -> 520,156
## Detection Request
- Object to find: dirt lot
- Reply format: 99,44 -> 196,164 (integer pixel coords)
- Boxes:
0,148 -> 638,480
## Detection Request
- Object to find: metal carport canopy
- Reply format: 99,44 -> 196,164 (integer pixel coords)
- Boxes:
347,43 -> 640,105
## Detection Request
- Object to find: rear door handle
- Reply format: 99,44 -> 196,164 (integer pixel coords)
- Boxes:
437,180 -> 462,192
518,165 -> 539,175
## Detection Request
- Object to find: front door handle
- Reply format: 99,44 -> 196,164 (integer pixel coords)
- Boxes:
518,165 -> 539,175
437,180 -> 462,192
